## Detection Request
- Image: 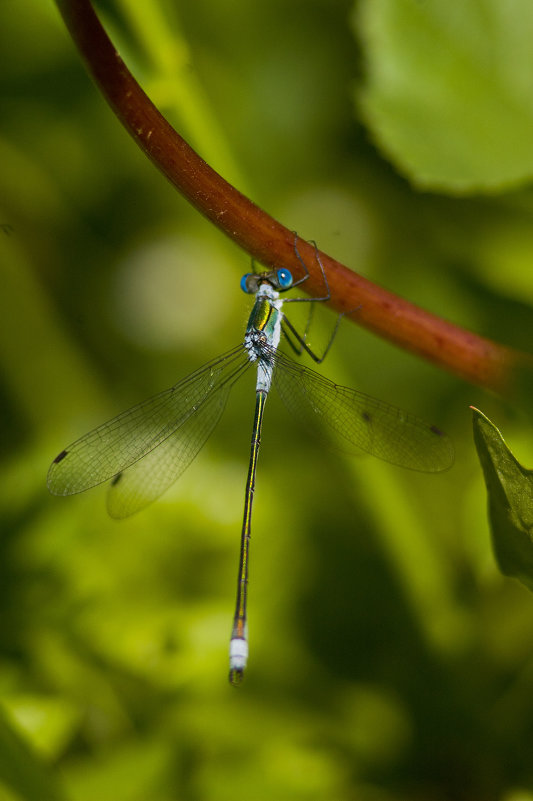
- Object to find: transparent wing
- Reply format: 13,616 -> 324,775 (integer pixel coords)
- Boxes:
273,349 -> 453,472
47,345 -> 250,496
106,383 -> 233,518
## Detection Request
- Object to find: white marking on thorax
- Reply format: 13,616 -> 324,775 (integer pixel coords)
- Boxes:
244,283 -> 285,394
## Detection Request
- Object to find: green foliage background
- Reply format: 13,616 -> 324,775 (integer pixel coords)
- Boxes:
1,0 -> 533,799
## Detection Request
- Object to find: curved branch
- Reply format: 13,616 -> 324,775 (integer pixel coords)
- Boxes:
55,0 -> 528,393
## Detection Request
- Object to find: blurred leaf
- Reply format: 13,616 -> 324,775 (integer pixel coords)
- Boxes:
472,406 -> 533,590
0,705 -> 65,801
62,738 -> 170,801
2,695 -> 80,761
356,0 -> 533,193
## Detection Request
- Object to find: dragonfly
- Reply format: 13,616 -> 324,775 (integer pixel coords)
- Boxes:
48,241 -> 454,685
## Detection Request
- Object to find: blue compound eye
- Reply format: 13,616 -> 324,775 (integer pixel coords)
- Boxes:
240,274 -> 254,293
276,268 -> 293,289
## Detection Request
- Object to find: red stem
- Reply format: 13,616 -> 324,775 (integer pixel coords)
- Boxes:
55,0 -> 526,392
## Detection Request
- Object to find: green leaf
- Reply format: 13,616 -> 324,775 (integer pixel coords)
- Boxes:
355,0 -> 533,193
0,705 -> 65,801
1,695 -> 81,761
472,407 -> 533,590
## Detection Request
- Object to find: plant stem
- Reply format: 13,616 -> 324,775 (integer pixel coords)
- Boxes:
55,0 -> 527,393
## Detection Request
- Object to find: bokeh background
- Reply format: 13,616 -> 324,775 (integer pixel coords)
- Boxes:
2,1 -> 533,799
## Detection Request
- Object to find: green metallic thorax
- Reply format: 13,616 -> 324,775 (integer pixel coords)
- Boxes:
247,295 -> 280,341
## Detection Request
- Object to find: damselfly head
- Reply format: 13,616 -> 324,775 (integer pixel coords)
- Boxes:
240,268 -> 294,294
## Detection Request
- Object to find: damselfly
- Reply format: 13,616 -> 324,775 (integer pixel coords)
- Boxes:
48,241 -> 453,685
